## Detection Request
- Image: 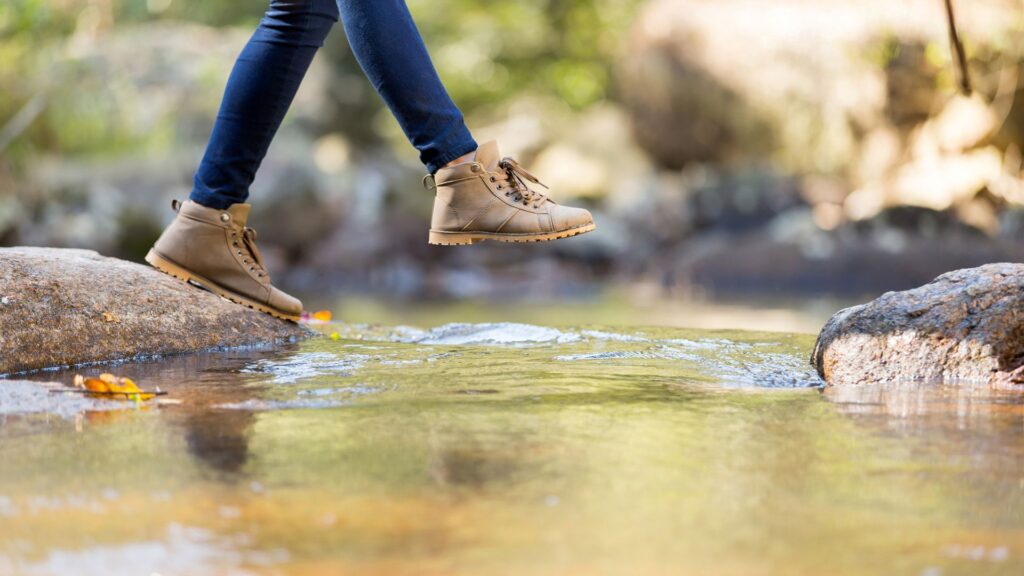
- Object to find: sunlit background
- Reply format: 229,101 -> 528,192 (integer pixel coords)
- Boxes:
3,0 -> 1024,331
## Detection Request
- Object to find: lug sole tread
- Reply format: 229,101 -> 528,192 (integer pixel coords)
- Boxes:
427,223 -> 596,246
145,249 -> 300,323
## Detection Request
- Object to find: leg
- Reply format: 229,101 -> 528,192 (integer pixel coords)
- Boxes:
336,0 -> 477,173
148,0 -> 340,320
190,0 -> 339,210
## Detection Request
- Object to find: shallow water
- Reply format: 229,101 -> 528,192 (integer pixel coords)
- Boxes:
1,321 -> 1022,576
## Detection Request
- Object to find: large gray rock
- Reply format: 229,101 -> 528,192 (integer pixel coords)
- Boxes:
0,247 -> 309,374
811,264 -> 1024,387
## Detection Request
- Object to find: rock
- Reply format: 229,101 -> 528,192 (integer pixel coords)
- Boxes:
0,247 -> 310,375
811,263 -> 1024,387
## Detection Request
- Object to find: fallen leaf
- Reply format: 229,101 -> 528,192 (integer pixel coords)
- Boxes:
72,373 -> 156,401
330,332 -> 340,341
300,310 -> 334,324
101,312 -> 119,323
81,378 -> 110,393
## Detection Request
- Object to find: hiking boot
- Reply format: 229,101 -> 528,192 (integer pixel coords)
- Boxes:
425,140 -> 596,245
145,200 -> 302,322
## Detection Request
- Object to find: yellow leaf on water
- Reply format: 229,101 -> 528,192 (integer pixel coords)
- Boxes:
106,377 -> 154,400
313,310 -> 332,322
73,374 -> 155,400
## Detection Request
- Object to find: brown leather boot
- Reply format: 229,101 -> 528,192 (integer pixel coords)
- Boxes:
145,200 -> 302,322
426,141 -> 596,245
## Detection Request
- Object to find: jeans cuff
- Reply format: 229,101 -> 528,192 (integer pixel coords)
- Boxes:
426,135 -> 479,174
189,188 -> 238,210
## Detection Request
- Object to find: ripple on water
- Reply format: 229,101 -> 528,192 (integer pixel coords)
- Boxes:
216,397 -> 349,411
707,351 -> 823,389
555,345 -> 702,362
551,330 -> 820,389
242,352 -> 370,384
395,322 -> 581,345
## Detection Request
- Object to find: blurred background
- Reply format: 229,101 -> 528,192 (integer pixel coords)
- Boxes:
3,0 -> 1024,331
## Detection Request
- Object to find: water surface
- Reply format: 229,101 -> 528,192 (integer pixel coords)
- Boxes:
0,322 -> 1021,575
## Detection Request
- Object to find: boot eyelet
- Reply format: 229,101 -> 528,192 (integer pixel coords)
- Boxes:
220,213 -> 230,222
489,176 -> 496,182
470,164 -> 481,173
496,184 -> 502,189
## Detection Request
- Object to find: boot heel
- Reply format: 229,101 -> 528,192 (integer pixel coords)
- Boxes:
145,249 -> 195,284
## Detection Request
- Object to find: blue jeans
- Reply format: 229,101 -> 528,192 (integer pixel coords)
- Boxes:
190,0 -> 478,210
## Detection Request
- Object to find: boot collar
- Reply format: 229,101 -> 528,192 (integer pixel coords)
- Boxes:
179,200 -> 251,228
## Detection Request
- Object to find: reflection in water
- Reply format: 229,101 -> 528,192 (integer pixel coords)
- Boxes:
182,410 -> 255,476
14,346 -> 294,478
0,324 -> 1022,576
826,381 -> 1024,431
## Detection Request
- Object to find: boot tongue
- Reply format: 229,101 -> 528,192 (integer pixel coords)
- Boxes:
227,203 -> 251,227
473,140 -> 501,172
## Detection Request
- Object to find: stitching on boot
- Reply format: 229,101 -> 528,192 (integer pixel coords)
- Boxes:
463,197 -> 497,231
495,209 -> 517,233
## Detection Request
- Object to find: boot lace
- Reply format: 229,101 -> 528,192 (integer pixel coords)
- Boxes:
494,157 -> 549,208
231,226 -> 268,279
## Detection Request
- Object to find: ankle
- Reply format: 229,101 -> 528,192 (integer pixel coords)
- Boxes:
443,150 -> 476,168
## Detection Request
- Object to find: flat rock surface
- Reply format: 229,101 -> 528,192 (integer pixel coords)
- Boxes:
0,247 -> 309,374
812,263 -> 1024,387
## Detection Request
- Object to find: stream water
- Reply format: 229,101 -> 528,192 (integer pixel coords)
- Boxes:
0,317 -> 1022,575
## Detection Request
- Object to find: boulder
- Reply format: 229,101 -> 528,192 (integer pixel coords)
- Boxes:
811,263 -> 1024,387
0,247 -> 309,375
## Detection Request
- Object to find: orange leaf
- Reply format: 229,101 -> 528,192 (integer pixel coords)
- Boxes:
82,378 -> 110,393
312,310 -> 332,322
73,374 -> 155,400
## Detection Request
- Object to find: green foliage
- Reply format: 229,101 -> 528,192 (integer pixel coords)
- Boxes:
0,0 -> 641,165
408,0 -> 640,111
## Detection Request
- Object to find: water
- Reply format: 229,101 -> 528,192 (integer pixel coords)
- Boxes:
1,321 -> 1022,576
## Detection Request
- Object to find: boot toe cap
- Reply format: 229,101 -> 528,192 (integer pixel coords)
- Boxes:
268,287 -> 303,318
551,205 -> 595,232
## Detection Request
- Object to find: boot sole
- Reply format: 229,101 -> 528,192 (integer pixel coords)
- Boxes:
427,222 -> 596,246
145,249 -> 301,323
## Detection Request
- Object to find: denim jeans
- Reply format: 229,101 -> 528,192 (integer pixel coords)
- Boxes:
190,0 -> 478,210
